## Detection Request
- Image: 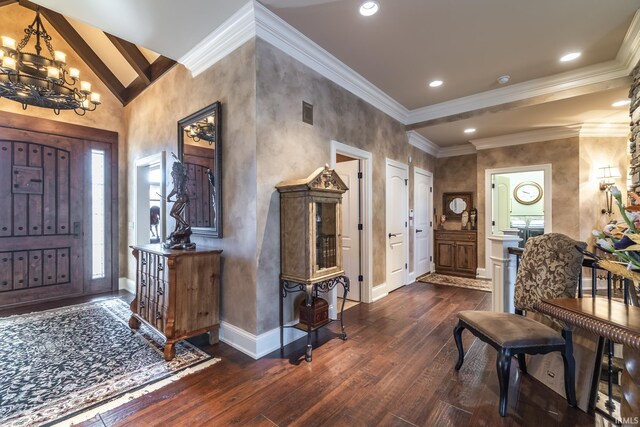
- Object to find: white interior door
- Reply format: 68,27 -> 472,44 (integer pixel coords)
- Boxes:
336,159 -> 361,301
414,168 -> 432,278
492,175 -> 510,235
386,160 -> 408,292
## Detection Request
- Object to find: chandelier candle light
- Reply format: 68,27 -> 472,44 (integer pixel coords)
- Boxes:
0,9 -> 100,115
184,114 -> 216,144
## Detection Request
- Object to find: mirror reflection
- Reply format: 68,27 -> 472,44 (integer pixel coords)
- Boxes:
449,197 -> 467,214
178,101 -> 222,238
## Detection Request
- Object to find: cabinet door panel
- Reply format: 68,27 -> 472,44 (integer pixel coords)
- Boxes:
436,242 -> 455,269
455,241 -> 476,273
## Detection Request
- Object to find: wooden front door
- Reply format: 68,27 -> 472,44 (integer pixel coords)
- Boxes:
0,113 -> 117,308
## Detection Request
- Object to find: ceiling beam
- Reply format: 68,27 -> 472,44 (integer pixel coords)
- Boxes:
406,76 -> 633,130
19,0 -> 126,104
122,57 -> 177,106
105,33 -> 151,85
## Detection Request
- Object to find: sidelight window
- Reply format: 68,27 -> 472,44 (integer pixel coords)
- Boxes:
91,149 -> 105,279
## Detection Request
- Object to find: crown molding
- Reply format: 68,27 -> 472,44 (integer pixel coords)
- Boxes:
178,2 -> 640,131
407,61 -> 627,125
179,2 -> 256,77
253,2 -> 408,123
437,144 -> 477,158
470,125 -> 582,150
579,122 -> 630,138
617,9 -> 640,72
407,131 -> 439,157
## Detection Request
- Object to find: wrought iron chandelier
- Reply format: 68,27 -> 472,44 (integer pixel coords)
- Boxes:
184,115 -> 216,144
0,9 -> 100,115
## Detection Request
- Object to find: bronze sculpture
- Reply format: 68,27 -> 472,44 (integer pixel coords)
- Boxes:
163,154 -> 196,249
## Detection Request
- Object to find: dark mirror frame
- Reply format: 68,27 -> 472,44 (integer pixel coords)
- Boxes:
442,192 -> 473,220
177,101 -> 222,238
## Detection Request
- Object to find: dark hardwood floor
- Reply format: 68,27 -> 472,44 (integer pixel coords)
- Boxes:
1,283 -> 596,427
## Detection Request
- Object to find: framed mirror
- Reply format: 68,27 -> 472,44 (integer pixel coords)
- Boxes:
443,192 -> 473,220
178,101 -> 222,238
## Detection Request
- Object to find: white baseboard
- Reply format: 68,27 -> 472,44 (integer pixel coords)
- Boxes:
219,320 -> 306,360
372,283 -> 388,302
476,268 -> 490,280
408,271 -> 416,284
118,277 -> 135,293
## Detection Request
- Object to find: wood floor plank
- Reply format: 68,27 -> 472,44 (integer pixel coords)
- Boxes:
5,283 -> 599,426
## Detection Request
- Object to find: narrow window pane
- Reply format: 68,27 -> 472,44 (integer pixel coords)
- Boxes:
91,149 -> 105,279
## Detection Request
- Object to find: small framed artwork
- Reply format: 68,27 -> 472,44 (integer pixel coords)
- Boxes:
443,192 -> 473,220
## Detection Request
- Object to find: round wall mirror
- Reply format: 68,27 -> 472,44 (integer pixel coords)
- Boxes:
449,197 -> 467,214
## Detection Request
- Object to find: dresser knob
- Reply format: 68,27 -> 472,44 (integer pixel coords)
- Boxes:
157,287 -> 164,295
140,301 -> 145,308
155,312 -> 162,320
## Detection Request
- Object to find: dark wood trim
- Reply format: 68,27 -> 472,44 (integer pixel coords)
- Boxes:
105,33 -> 151,85
19,0 -> 126,104
0,110 -> 118,143
121,57 -> 177,105
149,55 -> 177,81
0,0 -> 18,7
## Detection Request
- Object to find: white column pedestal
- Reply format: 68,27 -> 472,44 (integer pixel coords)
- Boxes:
488,230 -> 522,313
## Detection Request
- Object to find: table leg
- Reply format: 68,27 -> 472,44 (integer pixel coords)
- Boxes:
623,347 -> 640,421
305,284 -> 313,362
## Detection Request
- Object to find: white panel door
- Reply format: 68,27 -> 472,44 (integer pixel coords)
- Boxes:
336,159 -> 360,301
492,175 -> 510,235
386,161 -> 408,292
414,168 -> 432,278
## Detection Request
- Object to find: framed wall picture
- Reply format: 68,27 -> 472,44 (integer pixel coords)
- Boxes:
443,192 -> 473,220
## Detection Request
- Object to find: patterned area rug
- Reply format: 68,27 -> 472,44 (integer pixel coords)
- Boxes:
0,299 -> 219,427
417,273 -> 492,292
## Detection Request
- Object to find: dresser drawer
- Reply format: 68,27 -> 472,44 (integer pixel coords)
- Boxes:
435,231 -> 476,242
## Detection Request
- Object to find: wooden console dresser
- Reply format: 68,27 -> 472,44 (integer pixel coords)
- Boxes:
129,244 -> 222,360
434,230 -> 477,278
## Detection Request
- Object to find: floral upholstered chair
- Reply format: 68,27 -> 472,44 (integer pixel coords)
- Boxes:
453,233 -> 586,417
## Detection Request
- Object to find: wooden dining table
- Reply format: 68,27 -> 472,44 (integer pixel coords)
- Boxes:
534,297 -> 640,422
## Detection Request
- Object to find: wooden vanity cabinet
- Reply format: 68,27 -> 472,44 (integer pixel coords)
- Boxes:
434,230 -> 477,278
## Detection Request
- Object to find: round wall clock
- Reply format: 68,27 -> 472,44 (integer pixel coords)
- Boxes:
513,181 -> 543,205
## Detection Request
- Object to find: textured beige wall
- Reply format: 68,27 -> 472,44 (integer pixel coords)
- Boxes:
434,154 -> 478,230
0,4 -> 127,273
476,137 -> 580,269
124,41 -> 258,332
255,39 -> 435,333
579,136 -> 628,249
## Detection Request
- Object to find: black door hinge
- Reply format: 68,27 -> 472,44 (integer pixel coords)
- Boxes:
430,256 -> 433,261
492,183 -> 495,189
357,172 -> 363,179
358,275 -> 363,282
430,187 -> 433,192
358,223 -> 363,230
405,179 -> 408,186
430,221 -> 432,227
405,221 -> 408,227
492,220 -> 496,226
405,263 -> 408,269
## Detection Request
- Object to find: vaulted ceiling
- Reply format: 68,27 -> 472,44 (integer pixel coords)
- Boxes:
1,0 -> 177,105
11,0 -> 640,149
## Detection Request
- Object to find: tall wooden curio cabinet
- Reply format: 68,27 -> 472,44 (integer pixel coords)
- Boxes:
276,165 -> 350,362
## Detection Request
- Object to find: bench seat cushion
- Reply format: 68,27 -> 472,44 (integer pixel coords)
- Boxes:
458,311 -> 565,349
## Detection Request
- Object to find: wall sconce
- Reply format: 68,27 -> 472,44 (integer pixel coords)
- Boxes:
597,166 -> 622,215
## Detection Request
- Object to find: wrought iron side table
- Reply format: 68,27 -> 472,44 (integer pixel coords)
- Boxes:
279,275 -> 350,362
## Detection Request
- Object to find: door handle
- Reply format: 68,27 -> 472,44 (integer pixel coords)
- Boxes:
73,221 -> 82,239
388,233 -> 398,238
416,229 -> 423,233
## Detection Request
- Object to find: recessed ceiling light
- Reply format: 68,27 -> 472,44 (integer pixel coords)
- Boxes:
560,52 -> 581,62
429,80 -> 443,88
497,75 -> 510,85
464,128 -> 476,134
359,1 -> 379,16
612,99 -> 631,107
